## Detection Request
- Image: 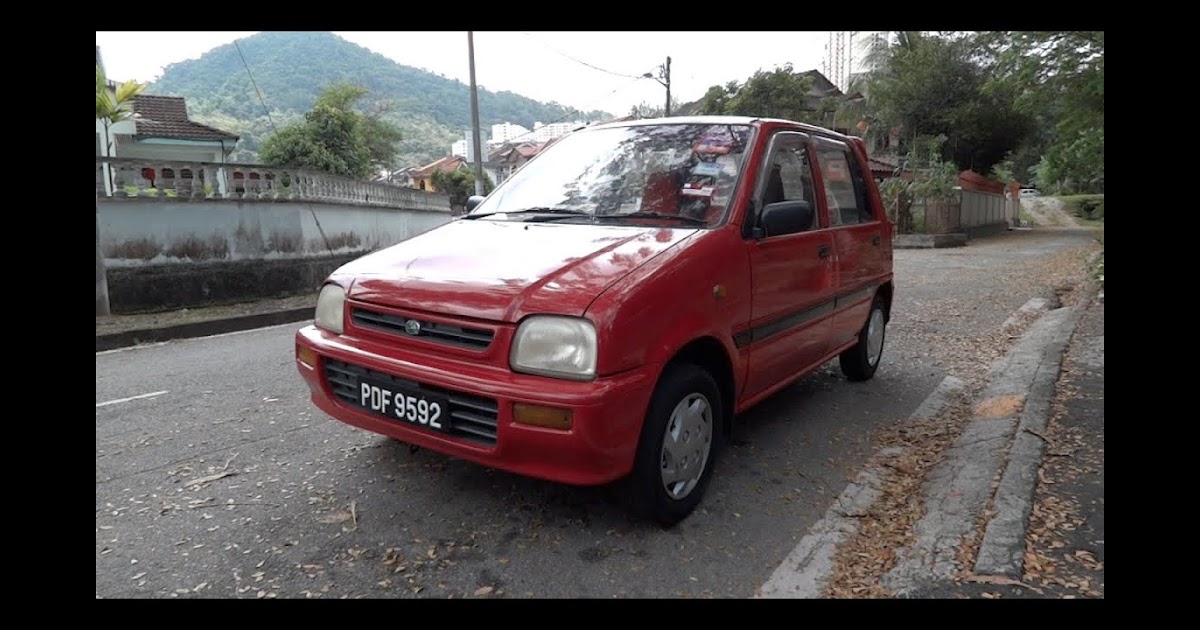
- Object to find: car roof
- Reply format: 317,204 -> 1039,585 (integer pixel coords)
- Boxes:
584,115 -> 852,141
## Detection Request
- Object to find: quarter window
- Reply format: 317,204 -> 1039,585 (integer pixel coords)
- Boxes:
816,139 -> 875,226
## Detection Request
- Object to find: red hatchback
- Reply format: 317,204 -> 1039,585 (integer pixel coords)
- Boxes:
295,116 -> 894,525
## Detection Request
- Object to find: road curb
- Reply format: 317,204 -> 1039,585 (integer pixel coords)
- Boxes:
755,375 -> 967,598
972,276 -> 1100,577
882,300 -> 1075,595
96,307 -> 313,352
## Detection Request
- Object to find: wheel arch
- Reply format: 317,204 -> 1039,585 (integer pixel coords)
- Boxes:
876,280 -> 894,322
661,336 -> 737,438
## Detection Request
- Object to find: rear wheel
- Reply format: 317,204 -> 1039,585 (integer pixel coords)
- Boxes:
628,363 -> 723,527
839,294 -> 887,382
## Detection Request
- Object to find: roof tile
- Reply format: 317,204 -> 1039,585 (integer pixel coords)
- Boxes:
132,95 -> 239,142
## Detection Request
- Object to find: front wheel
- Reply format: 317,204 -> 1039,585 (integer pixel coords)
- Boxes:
839,294 -> 887,382
628,363 -> 723,527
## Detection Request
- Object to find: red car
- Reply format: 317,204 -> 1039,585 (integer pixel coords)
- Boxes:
295,116 -> 894,526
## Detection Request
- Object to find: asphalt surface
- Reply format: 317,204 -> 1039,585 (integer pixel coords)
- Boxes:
96,228 -> 1097,599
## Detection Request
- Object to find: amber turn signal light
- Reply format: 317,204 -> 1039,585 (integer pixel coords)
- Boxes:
513,403 -> 573,430
297,344 -> 318,367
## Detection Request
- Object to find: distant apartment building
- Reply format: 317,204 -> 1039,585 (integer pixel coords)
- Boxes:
531,121 -> 584,142
452,121 -> 585,158
490,122 -> 531,144
451,130 -> 492,161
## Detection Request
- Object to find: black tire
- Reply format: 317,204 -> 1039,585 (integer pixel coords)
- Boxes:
628,362 -> 723,527
839,294 -> 888,382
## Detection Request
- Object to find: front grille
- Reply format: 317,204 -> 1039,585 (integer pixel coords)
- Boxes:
351,307 -> 494,350
323,358 -> 499,446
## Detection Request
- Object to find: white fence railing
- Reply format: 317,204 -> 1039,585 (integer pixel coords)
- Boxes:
96,157 -> 451,213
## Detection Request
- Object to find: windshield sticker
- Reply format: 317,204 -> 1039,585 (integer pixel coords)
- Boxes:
693,131 -> 735,155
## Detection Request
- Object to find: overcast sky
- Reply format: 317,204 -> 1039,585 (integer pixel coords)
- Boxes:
95,31 -> 836,116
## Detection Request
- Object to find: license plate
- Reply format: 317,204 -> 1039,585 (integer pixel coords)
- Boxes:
356,378 -> 451,433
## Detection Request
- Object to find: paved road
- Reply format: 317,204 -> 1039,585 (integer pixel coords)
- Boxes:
96,228 -> 1097,599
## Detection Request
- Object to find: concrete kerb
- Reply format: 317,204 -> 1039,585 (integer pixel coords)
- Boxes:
972,272 -> 1102,577
880,300 -> 1070,596
755,375 -> 967,598
95,307 -> 313,352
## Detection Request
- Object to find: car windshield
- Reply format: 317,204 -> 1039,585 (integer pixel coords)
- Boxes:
468,123 -> 754,228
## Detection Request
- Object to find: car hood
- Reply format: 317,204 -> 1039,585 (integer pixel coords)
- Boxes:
336,219 -> 697,322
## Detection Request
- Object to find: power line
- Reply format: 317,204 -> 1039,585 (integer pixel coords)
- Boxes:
520,32 -> 648,80
234,39 -> 277,134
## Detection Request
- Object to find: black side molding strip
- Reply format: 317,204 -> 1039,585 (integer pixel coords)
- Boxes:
734,283 -> 878,349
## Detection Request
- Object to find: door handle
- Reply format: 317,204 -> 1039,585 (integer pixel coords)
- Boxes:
818,244 -> 831,259
872,234 -> 881,246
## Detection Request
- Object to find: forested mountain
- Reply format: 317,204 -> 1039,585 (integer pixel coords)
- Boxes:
145,31 -> 612,167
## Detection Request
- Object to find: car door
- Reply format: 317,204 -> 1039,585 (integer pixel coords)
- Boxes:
741,131 -> 838,399
813,136 -> 887,347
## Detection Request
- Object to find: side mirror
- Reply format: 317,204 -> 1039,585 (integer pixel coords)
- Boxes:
759,200 -> 814,238
465,195 -> 486,213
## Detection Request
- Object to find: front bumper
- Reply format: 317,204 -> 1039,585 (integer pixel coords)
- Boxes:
295,325 -> 660,486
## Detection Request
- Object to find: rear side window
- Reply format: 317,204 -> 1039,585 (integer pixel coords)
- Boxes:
815,139 -> 875,226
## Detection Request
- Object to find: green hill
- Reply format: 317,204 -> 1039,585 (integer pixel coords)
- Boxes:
146,31 -> 612,168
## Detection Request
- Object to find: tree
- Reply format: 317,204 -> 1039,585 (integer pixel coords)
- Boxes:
96,63 -> 147,316
259,83 -> 403,179
977,32 -> 1103,193
861,33 -> 1033,174
628,98 -> 681,119
431,169 -> 493,211
698,65 -> 829,125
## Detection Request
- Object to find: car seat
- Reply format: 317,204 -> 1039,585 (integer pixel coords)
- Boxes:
641,170 -> 681,214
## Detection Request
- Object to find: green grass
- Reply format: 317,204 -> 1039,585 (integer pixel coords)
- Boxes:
1020,208 -> 1037,226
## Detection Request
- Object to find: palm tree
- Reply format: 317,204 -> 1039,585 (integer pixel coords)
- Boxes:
842,32 -> 930,156
96,64 -> 146,166
96,64 -> 145,316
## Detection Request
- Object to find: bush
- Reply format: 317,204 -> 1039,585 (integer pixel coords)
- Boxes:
1060,194 -> 1105,221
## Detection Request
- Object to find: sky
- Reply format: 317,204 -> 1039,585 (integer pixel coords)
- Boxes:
94,31 -> 837,117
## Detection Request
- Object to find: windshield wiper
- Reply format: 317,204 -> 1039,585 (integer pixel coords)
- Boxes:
589,212 -> 707,226
465,207 -> 590,219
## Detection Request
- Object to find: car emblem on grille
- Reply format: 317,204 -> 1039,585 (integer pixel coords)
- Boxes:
404,319 -> 422,336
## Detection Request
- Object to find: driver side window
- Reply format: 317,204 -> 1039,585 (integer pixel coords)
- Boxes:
752,133 -> 818,235
770,146 -> 816,207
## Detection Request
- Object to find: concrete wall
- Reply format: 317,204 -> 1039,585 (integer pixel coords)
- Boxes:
98,197 -> 453,313
909,190 -> 1016,236
960,190 -> 1016,230
98,198 -> 450,267
107,253 -> 364,313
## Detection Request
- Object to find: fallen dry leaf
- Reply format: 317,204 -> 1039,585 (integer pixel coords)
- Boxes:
964,574 -> 1043,594
474,586 -> 494,597
187,470 -> 237,487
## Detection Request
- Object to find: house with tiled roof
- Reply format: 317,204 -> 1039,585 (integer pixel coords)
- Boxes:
481,141 -> 549,187
97,46 -> 241,195
98,94 -> 240,163
409,155 -> 467,192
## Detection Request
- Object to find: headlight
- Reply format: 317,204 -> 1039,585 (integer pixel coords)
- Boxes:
314,284 -> 346,334
510,316 -> 598,380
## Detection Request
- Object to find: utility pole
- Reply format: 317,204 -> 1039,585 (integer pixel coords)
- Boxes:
643,56 -> 673,118
96,191 -> 110,316
467,31 -> 485,196
663,56 -> 671,117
